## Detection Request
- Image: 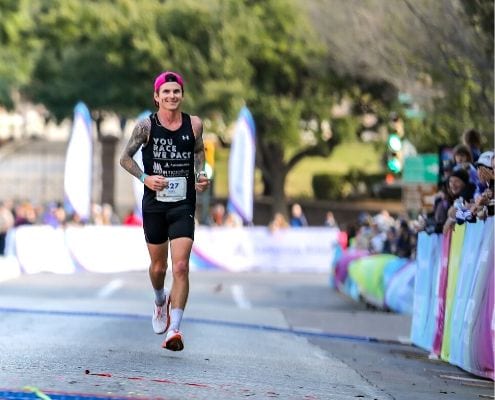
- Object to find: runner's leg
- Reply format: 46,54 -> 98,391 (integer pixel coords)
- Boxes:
148,241 -> 169,296
169,237 -> 193,313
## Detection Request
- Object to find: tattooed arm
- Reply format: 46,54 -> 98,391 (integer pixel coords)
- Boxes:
191,115 -> 209,192
119,118 -> 150,179
191,115 -> 205,175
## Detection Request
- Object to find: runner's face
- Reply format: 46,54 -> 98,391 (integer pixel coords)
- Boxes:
154,82 -> 183,110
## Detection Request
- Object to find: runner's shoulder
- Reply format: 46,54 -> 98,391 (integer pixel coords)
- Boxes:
136,115 -> 152,132
133,115 -> 152,142
190,115 -> 203,137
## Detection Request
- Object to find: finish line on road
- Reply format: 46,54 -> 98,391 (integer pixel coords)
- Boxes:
0,306 -> 383,344
0,389 -> 143,400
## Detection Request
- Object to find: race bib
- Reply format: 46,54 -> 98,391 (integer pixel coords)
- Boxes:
156,177 -> 187,202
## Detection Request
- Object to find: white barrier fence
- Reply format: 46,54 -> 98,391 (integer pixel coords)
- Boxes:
0,225 -> 340,279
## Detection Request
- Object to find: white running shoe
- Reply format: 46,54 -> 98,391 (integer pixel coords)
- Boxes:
162,329 -> 184,351
152,296 -> 170,334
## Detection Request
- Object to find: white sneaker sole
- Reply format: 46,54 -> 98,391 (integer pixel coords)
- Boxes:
152,296 -> 170,335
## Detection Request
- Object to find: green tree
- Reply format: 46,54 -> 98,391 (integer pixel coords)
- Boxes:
308,0 -> 494,148
0,0 -> 40,109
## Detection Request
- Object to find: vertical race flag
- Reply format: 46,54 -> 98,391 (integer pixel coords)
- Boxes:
228,106 -> 256,224
132,110 -> 152,217
64,102 -> 93,222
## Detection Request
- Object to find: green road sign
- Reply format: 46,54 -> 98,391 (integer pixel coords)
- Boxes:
403,154 -> 439,184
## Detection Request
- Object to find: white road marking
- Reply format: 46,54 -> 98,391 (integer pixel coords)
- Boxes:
98,279 -> 124,298
231,284 -> 252,309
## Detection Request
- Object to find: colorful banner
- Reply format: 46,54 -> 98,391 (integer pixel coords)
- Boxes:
64,102 -> 93,221
385,260 -> 416,314
461,218 -> 494,379
329,219 -> 494,379
440,223 -> 466,361
410,232 -> 442,351
408,218 -> 494,380
192,226 -> 339,272
227,107 -> 256,224
347,254 -> 398,307
7,225 -> 339,274
448,222 -> 485,367
334,249 -> 369,288
432,230 -> 452,355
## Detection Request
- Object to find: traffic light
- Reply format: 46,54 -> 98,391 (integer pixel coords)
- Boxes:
386,133 -> 403,174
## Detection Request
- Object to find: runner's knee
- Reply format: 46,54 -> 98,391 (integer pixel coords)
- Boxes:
150,260 -> 167,275
173,260 -> 189,278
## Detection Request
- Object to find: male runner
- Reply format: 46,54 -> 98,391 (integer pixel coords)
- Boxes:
120,71 -> 209,351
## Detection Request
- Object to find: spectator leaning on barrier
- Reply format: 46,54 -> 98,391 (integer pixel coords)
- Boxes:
208,203 -> 226,226
13,201 -> 37,227
289,203 -> 308,227
382,226 -> 397,255
269,212 -> 289,232
324,211 -> 339,229
469,150 -> 494,220
224,212 -> 243,228
417,168 -> 475,234
395,220 -> 416,259
451,143 -> 479,187
440,169 -> 476,234
101,203 -> 120,225
123,208 -> 143,226
369,222 -> 386,254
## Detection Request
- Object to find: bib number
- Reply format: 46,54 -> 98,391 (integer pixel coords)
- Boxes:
156,177 -> 187,202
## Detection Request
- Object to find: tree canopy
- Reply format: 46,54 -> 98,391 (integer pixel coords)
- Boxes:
304,0 -> 494,150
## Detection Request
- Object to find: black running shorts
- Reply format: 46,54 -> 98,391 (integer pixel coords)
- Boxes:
142,204 -> 195,244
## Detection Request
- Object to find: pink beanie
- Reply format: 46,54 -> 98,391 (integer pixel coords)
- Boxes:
154,71 -> 184,92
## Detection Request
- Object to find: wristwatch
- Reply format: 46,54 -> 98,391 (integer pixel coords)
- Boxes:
196,171 -> 207,181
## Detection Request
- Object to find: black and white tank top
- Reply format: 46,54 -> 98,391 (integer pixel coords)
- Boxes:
141,112 -> 196,211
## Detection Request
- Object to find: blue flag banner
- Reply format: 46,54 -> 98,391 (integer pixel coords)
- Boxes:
228,106 -> 256,224
64,102 -> 93,221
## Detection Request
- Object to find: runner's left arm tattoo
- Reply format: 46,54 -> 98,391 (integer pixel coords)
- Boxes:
193,121 -> 205,174
120,118 -> 150,179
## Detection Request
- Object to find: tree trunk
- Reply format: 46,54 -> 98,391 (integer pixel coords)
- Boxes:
100,135 -> 119,207
270,167 -> 287,217
262,143 -> 288,218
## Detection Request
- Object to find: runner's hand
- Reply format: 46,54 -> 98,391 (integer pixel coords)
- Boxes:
146,175 -> 167,191
195,174 -> 209,192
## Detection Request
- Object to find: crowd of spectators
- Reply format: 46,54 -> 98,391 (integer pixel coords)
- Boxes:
414,129 -> 494,236
344,209 -> 417,259
0,200 -> 133,255
343,130 -> 493,260
206,202 -> 244,227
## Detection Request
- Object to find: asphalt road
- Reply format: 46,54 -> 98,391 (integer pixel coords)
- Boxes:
0,270 -> 493,400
